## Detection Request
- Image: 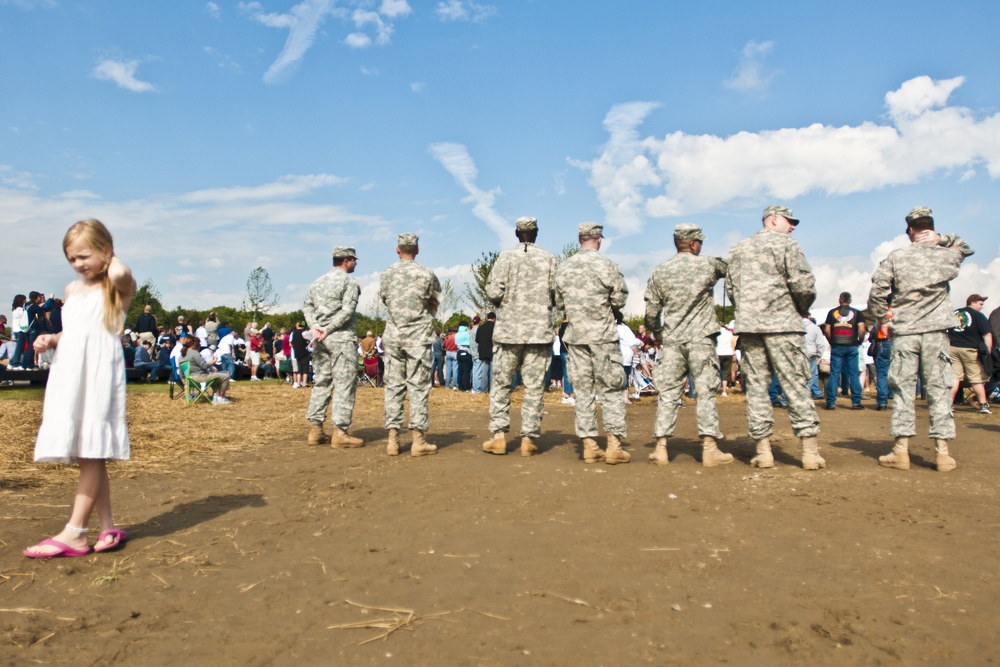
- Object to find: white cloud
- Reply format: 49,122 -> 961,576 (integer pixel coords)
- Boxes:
0,0 -> 56,8
575,76 -> 1000,236
0,173 -> 390,310
351,9 -> 392,46
410,81 -> 426,93
429,142 -> 513,245
724,40 -> 776,92
435,0 -> 496,22
379,0 -> 411,19
0,164 -> 38,190
360,65 -> 379,76
241,0 -> 336,83
92,58 -> 156,93
345,32 -> 372,48
206,2 -> 221,19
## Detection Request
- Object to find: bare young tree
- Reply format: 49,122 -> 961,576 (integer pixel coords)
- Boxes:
243,266 -> 279,324
440,278 -> 462,321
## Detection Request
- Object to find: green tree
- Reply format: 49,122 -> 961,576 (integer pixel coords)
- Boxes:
126,278 -> 165,330
243,266 -> 279,325
439,278 -> 462,321
560,242 -> 580,260
465,250 -> 498,316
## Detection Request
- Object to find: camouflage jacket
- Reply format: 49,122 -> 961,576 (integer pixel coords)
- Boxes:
725,229 -> 815,334
868,234 -> 974,335
486,242 -> 558,344
645,253 -> 727,346
555,248 -> 628,344
379,259 -> 442,346
303,268 -> 360,343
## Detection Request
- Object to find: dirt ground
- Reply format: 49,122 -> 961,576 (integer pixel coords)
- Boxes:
2,384 -> 999,666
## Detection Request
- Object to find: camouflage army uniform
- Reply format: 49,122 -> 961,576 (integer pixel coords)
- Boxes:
555,248 -> 629,438
486,241 -> 558,439
726,228 -> 819,440
304,267 -> 360,431
869,232 -> 974,440
645,252 -> 727,439
379,259 -> 442,432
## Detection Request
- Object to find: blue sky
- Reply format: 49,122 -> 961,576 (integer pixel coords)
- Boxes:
2,0 -> 999,321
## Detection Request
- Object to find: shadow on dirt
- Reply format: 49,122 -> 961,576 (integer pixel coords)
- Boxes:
130,493 -> 266,538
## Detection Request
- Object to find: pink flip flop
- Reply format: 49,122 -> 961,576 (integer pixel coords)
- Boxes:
23,538 -> 93,559
94,529 -> 128,553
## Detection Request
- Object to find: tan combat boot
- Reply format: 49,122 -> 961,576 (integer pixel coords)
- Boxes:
520,436 -> 539,457
801,436 -> 826,470
330,428 -> 364,448
411,431 -> 438,457
307,424 -> 328,446
878,437 -> 910,470
386,428 -> 400,456
750,438 -> 774,468
605,433 -> 631,465
582,437 -> 605,464
482,432 -> 507,455
702,436 -> 734,467
648,436 -> 669,465
934,439 -> 956,472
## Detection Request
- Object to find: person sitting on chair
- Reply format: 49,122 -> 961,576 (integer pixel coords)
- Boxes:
180,336 -> 233,404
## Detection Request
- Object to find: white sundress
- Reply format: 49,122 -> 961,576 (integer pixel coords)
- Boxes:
34,289 -> 130,463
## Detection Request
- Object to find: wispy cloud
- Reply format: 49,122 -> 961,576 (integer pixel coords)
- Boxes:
435,0 -> 496,22
205,2 -> 221,19
0,173 -> 389,309
575,76 -> 1000,235
0,0 -> 56,8
410,81 -> 426,93
724,39 -> 776,92
241,0 -> 412,81
429,142 -> 512,244
92,58 -> 156,93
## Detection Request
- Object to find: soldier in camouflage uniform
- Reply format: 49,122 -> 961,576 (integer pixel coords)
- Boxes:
555,222 -> 630,464
379,233 -> 442,457
726,205 -> 823,469
304,246 -> 364,448
868,206 -> 974,472
482,217 -> 558,457
644,224 -> 732,467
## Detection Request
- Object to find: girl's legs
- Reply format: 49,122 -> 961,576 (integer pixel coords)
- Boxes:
25,459 -> 114,555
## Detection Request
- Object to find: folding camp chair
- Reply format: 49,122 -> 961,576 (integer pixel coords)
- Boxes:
179,360 -> 216,406
168,358 -> 184,400
357,355 -> 381,388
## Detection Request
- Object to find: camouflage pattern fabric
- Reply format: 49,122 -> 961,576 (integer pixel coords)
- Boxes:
555,249 -> 628,345
739,333 -> 819,440
383,344 -> 433,432
488,343 -> 550,438
304,267 -> 361,429
644,253 -> 727,345
725,229 -> 815,334
565,342 -> 627,438
487,242 -> 558,344
303,268 -> 360,342
379,260 -> 442,346
306,338 -> 358,430
651,338 -> 722,439
888,332 -> 955,440
868,234 -> 974,335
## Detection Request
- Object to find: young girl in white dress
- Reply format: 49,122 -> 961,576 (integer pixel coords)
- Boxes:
23,219 -> 137,558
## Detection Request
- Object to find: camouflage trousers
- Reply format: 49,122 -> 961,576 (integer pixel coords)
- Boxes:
652,337 -> 722,439
383,343 -> 432,432
565,342 -> 627,439
740,333 -> 820,440
888,332 -> 955,439
306,338 -> 358,431
488,343 -> 549,439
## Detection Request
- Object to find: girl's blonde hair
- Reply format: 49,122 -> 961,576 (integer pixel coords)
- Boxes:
63,218 -> 125,335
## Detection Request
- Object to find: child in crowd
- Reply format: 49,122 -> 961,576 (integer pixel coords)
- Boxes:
23,219 -> 136,558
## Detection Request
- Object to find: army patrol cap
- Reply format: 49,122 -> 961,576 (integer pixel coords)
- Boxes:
516,216 -> 538,231
578,222 -> 604,238
674,223 -> 706,241
905,206 -> 934,225
332,245 -> 357,259
397,233 -> 419,247
762,205 -> 799,225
